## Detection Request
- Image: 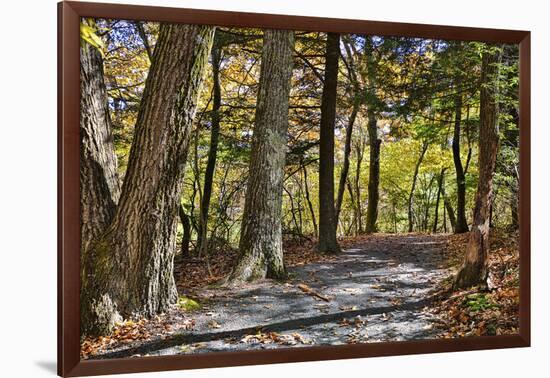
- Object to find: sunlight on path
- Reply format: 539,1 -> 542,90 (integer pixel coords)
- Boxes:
94,234 -> 452,359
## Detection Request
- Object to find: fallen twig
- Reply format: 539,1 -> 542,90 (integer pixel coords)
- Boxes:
297,283 -> 330,302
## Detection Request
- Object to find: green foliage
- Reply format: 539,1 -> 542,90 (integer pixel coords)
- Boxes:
95,19 -> 520,245
463,293 -> 496,312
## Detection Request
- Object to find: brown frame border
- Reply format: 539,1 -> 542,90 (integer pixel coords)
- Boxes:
58,1 -> 531,376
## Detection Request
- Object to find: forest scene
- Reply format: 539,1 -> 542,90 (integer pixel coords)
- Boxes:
79,18 -> 521,359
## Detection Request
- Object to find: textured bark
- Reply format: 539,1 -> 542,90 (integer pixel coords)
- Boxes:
335,96 -> 360,224
365,113 -> 381,233
454,47 -> 502,289
226,30 -> 295,284
452,81 -> 470,233
81,24 -> 215,336
408,142 -> 428,232
80,39 -> 121,256
197,43 -> 222,257
317,33 -> 341,254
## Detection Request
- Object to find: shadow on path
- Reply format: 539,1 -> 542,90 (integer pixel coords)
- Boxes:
97,298 -> 435,359
90,234 -> 452,359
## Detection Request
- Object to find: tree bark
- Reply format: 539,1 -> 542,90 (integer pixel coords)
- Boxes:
134,21 -> 153,61
335,95 -> 361,224
511,187 -> 519,230
225,30 -> 295,284
344,179 -> 357,235
408,142 -> 428,232
452,79 -> 470,233
365,113 -> 381,233
443,201 -> 447,233
302,162 -> 318,237
336,37 -> 362,228
433,168 -> 447,233
81,24 -> 215,336
197,42 -> 222,257
178,205 -> 191,257
80,35 -> 121,256
441,174 -> 456,232
454,46 -> 502,289
354,142 -> 364,234
284,185 -> 302,234
317,33 -> 341,254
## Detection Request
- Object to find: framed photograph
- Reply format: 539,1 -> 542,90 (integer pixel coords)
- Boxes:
58,1 -> 530,376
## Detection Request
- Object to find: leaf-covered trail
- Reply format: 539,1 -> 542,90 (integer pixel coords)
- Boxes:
93,234 -> 453,359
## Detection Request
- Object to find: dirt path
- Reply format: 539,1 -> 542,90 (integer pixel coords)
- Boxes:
94,234 -> 452,359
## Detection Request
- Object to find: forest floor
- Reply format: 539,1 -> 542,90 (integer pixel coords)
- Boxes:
81,232 -> 519,359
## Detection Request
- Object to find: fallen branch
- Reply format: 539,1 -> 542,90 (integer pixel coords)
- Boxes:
297,283 -> 330,302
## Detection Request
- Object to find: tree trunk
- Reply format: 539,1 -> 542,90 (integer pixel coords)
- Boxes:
511,187 -> 519,229
365,113 -> 381,233
197,42 -> 222,257
317,33 -> 341,254
134,21 -> 153,61
178,205 -> 191,257
504,107 -> 520,230
452,80 -> 470,233
423,174 -> 436,231
392,201 -> 398,233
441,173 -> 456,233
80,35 -> 121,256
408,142 -> 428,232
284,185 -> 300,233
433,168 -> 447,233
335,96 -> 361,223
454,47 -> 502,289
443,202 -> 447,232
302,163 -> 318,237
344,179 -> 357,235
81,24 -> 215,336
225,30 -> 295,284
354,142 -> 364,234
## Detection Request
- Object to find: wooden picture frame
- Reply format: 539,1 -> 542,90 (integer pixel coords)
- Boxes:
58,1 -> 530,376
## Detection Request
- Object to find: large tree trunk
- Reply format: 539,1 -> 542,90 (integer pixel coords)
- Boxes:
81,24 -> 215,336
365,113 -> 381,233
225,30 -> 295,284
452,80 -> 470,233
317,33 -> 341,254
454,47 -> 502,289
197,42 -> 222,257
80,36 -> 121,256
408,142 -> 428,232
